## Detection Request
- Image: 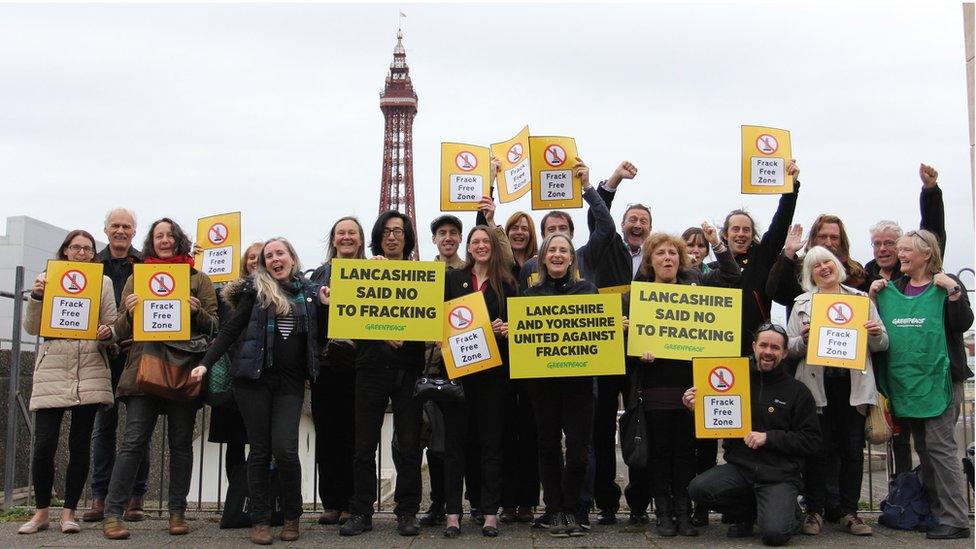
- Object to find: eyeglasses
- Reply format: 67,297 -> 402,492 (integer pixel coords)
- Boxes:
67,245 -> 95,255
382,228 -> 405,238
755,322 -> 788,339
871,240 -> 897,249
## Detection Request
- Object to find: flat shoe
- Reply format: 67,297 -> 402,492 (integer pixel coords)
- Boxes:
18,520 -> 50,534
443,525 -> 461,538
61,520 -> 81,534
482,525 -> 499,537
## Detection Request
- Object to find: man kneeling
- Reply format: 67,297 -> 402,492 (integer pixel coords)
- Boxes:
684,324 -> 821,546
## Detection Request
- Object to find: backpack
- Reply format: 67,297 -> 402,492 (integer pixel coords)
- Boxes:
878,469 -> 938,531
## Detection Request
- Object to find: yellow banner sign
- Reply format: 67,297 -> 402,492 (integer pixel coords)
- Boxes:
528,136 -> 582,210
196,211 -> 241,283
693,357 -> 752,439
133,263 -> 190,341
628,282 -> 742,360
441,292 -> 502,379
741,125 -> 793,194
508,294 -> 624,379
40,260 -> 104,340
806,293 -> 870,370
440,143 -> 491,211
491,125 -> 532,203
327,258 -> 445,341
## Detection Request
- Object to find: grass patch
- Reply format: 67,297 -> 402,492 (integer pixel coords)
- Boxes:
0,507 -> 32,521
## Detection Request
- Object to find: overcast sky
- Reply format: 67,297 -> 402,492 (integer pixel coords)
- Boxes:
1,3 -> 973,292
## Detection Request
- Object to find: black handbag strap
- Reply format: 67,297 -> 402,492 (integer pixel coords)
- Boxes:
626,361 -> 644,410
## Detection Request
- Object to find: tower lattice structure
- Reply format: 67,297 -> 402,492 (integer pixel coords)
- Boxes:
378,29 -> 419,259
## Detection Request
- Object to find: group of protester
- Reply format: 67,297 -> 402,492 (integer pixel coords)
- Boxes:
17,158 -> 972,545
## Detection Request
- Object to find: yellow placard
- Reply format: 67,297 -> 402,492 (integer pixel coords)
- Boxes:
491,125 -> 532,203
627,282 -> 742,360
806,293 -> 870,370
741,125 -> 794,194
39,260 -> 104,340
508,294 -> 624,379
196,211 -> 241,283
440,143 -> 491,211
133,264 -> 190,341
441,292 -> 502,379
528,136 -> 582,210
327,258 -> 445,341
693,357 -> 752,439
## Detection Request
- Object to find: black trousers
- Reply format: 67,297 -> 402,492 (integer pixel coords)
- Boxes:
890,416 -> 913,475
689,463 -> 798,546
310,368 -> 356,511
350,368 -> 422,517
528,377 -> 594,514
647,408 -> 695,504
234,379 -> 304,524
32,404 -> 99,509
593,373 -> 627,513
500,379 -> 539,508
803,376 -> 865,517
436,400 -> 467,515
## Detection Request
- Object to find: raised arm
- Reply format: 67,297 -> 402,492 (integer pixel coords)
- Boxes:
586,161 -> 637,231
918,163 -> 946,254
754,160 -> 801,269
700,220 -> 741,286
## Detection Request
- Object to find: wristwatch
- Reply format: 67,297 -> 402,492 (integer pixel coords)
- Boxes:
948,285 -> 961,296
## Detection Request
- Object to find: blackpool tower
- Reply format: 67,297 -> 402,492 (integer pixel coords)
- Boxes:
378,28 -> 419,259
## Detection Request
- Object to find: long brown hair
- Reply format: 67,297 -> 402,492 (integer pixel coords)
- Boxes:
463,226 -> 516,304
504,211 -> 538,262
805,214 -> 867,286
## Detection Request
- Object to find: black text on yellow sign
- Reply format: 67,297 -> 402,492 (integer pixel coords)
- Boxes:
508,294 -> 624,379
806,293 -> 870,370
133,264 -> 191,342
693,357 -> 752,439
440,143 -> 491,212
442,292 -> 502,379
327,258 -> 445,342
627,282 -> 742,360
528,136 -> 583,210
196,211 -> 241,283
40,260 -> 104,340
741,125 -> 794,194
491,125 -> 532,203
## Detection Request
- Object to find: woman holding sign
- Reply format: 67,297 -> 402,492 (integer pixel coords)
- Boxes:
632,225 -> 740,537
103,218 -> 218,540
786,246 -> 887,537
192,237 -> 329,544
440,225 -> 518,538
870,229 -> 973,540
19,230 -> 117,535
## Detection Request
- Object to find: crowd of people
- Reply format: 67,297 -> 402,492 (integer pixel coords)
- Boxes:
17,159 -> 973,545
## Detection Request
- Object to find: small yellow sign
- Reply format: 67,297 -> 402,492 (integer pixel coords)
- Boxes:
327,258 -> 445,341
133,263 -> 190,341
441,292 -> 502,379
627,282 -> 742,360
40,260 -> 104,340
741,125 -> 793,194
196,211 -> 241,283
806,293 -> 870,370
440,143 -> 491,211
693,357 -> 752,439
491,126 -> 532,203
528,136 -> 582,210
508,294 -> 624,379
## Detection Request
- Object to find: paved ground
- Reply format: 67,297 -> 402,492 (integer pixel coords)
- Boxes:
1,513 -> 973,548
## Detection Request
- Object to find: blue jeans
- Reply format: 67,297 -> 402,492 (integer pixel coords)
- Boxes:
90,356 -> 150,500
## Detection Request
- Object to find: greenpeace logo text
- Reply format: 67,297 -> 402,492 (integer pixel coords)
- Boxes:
891,317 -> 925,327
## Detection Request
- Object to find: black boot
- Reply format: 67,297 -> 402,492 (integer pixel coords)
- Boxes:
419,501 -> 445,526
674,496 -> 700,537
654,495 -> 677,537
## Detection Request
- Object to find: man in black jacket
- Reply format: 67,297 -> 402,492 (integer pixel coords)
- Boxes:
686,324 -> 821,546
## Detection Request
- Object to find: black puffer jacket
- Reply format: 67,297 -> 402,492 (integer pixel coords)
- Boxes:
721,358 -> 821,486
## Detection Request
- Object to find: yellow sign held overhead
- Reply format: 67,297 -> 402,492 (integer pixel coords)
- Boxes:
806,293 -> 870,370
133,264 -> 190,341
508,294 -> 624,379
40,260 -> 104,340
693,357 -> 752,439
196,211 -> 241,283
327,258 -> 445,341
741,125 -> 794,194
440,143 -> 491,211
528,136 -> 582,210
491,126 -> 532,203
627,282 -> 742,360
441,292 -> 503,379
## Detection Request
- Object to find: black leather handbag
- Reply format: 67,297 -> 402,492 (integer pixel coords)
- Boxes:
413,346 -> 465,404
618,365 -> 648,469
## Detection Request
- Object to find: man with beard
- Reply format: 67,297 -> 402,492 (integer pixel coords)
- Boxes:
686,324 -> 821,546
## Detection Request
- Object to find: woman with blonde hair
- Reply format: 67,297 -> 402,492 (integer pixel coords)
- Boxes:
193,237 -> 330,544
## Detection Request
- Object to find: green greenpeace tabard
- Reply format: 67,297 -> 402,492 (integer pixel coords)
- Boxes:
876,284 -> 951,419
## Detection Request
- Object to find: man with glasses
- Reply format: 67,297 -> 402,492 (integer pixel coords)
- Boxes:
686,324 -> 821,546
84,208 -> 151,523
